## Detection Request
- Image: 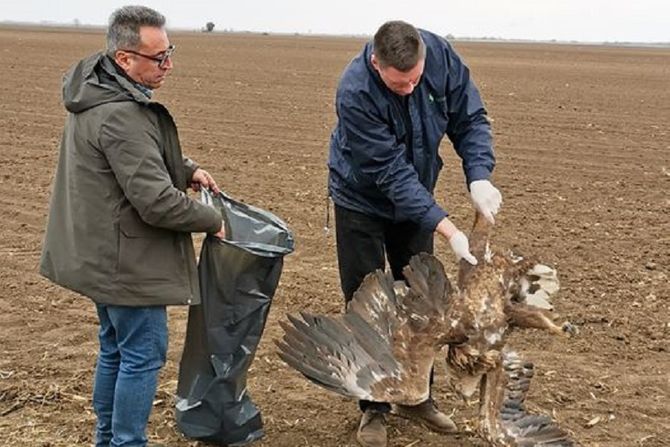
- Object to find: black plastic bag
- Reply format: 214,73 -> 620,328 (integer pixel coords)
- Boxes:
176,190 -> 294,445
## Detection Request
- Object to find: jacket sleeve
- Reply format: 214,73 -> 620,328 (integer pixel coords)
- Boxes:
183,157 -> 199,184
338,92 -> 447,232
99,104 -> 222,233
443,41 -> 496,186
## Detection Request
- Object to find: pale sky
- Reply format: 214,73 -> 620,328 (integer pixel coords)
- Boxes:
2,0 -> 669,43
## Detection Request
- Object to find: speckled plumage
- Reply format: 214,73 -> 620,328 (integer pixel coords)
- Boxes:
277,212 -> 577,446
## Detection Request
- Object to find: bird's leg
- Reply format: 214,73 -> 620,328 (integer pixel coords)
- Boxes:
477,353 -> 512,445
505,303 -> 577,337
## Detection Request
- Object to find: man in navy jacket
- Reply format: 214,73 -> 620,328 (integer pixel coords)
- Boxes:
328,21 -> 502,447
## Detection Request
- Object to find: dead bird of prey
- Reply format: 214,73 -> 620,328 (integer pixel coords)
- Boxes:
276,212 -> 577,446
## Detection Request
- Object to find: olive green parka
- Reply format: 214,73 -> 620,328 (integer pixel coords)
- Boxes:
40,52 -> 221,306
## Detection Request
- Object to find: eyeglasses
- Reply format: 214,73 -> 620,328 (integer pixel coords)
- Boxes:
121,44 -> 176,69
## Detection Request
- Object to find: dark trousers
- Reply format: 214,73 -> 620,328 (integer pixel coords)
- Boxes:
334,204 -> 434,413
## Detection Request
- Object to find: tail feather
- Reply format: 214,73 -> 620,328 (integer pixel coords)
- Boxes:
501,351 -> 576,446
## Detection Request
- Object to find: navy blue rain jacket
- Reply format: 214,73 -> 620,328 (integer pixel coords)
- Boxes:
328,30 -> 495,232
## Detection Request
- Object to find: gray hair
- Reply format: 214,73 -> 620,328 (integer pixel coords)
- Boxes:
106,5 -> 166,54
373,21 -> 426,72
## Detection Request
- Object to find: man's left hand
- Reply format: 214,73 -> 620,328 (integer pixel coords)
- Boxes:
190,168 -> 220,194
470,179 -> 502,224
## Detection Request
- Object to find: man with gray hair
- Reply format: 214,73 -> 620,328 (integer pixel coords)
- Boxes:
328,20 -> 502,447
40,6 -> 224,446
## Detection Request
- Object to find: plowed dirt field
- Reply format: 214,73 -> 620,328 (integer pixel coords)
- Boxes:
0,27 -> 668,446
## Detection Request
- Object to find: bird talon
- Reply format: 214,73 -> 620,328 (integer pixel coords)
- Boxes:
562,322 -> 578,337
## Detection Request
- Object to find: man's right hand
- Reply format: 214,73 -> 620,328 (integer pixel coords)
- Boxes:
447,231 -> 478,265
191,168 -> 221,194
212,220 -> 226,240
470,180 -> 502,225
435,217 -> 477,265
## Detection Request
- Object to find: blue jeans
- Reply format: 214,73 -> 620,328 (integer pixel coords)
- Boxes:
93,304 -> 168,447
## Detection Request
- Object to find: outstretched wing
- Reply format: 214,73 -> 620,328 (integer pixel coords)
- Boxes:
401,252 -> 453,325
499,351 -> 576,446
276,253 -> 453,405
349,252 -> 453,339
276,310 -> 402,401
506,262 -> 578,337
514,263 -> 560,310
347,267 -> 403,344
276,267 -> 407,403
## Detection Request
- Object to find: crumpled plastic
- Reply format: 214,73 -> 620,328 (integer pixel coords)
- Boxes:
176,190 -> 294,445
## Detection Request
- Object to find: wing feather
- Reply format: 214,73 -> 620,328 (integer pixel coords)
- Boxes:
276,311 -> 402,402
277,253 -> 452,405
348,269 -> 399,342
401,253 -> 452,324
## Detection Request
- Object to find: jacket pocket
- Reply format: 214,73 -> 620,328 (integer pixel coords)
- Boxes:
119,206 -> 172,239
117,206 -> 186,285
330,129 -> 358,184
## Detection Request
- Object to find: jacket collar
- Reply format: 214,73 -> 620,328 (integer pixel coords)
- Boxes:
99,54 -> 153,104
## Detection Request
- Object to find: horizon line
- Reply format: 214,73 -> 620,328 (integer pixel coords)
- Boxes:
1,20 -> 669,48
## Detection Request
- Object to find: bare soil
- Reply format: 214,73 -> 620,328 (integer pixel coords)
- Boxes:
0,26 -> 668,447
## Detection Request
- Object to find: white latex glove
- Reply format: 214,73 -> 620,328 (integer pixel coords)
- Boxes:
449,231 -> 478,265
470,180 -> 502,224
